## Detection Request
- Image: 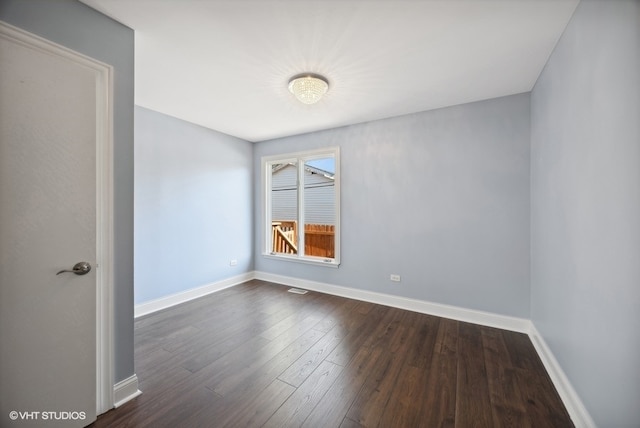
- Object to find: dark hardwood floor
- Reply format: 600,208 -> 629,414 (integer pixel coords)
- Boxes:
92,280 -> 573,427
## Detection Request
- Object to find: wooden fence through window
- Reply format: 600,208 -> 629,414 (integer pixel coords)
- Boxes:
271,221 -> 335,258
304,223 -> 335,258
272,221 -> 297,254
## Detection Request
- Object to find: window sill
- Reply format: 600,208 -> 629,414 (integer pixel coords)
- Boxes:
262,253 -> 340,268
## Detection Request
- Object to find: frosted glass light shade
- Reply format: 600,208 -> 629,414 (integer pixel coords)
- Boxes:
288,74 -> 329,104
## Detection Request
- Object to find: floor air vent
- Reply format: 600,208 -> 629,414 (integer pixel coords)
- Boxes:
287,288 -> 308,295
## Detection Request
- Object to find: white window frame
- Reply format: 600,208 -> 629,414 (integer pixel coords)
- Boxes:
262,147 -> 340,267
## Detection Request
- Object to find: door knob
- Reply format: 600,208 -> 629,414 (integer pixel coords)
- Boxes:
56,261 -> 92,276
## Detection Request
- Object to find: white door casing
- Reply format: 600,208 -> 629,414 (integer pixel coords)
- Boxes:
0,21 -> 113,427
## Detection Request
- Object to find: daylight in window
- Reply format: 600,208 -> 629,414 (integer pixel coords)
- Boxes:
263,148 -> 340,266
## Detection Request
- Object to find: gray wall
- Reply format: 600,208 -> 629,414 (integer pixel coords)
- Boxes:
530,0 -> 640,426
135,107 -> 253,304
0,0 -> 135,383
255,94 -> 531,318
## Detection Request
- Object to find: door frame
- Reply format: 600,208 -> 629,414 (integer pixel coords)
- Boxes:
0,22 -> 115,415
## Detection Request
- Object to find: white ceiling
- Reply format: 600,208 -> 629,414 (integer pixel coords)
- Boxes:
80,0 -> 579,142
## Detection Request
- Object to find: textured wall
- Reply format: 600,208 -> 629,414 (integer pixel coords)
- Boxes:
135,107 -> 253,304
255,94 -> 531,318
530,0 -> 640,425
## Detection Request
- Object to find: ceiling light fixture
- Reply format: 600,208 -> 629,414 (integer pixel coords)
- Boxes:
288,73 -> 329,105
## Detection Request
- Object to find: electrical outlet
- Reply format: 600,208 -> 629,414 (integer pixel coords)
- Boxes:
390,274 -> 401,282
230,259 -> 238,267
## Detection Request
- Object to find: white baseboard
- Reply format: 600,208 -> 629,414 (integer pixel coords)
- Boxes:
113,374 -> 142,408
528,325 -> 596,428
134,272 -> 254,318
253,271 -> 530,333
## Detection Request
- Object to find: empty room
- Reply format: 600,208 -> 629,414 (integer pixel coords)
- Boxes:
0,0 -> 638,427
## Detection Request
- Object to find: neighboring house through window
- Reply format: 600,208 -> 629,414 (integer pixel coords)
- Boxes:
262,147 -> 340,266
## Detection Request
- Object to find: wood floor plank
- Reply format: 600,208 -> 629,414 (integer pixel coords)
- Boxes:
217,379 -> 295,428
455,322 -> 494,428
359,306 -> 403,349
515,367 -> 571,428
377,365 -> 425,428
177,306 -> 301,373
278,323 -> 347,387
421,318 -> 458,428
481,328 -> 530,428
312,296 -> 359,333
404,312 -> 441,369
210,327 -> 325,398
190,334 -> 272,387
134,284 -> 256,332
502,330 -> 546,372
339,417 -> 365,428
91,280 -> 573,428
136,385 -> 218,428
135,324 -> 200,356
501,331 -> 574,427
260,312 -> 318,341
178,327 -> 269,373
345,347 -> 406,426
302,345 -> 385,428
264,360 -> 343,428
346,319 -> 416,426
325,304 -> 389,366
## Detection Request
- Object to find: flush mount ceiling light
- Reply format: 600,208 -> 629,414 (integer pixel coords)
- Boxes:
288,73 -> 329,105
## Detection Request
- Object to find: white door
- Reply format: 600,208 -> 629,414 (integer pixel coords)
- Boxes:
0,24 -> 111,427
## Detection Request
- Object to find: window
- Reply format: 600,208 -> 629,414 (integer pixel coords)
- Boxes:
263,147 -> 340,266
